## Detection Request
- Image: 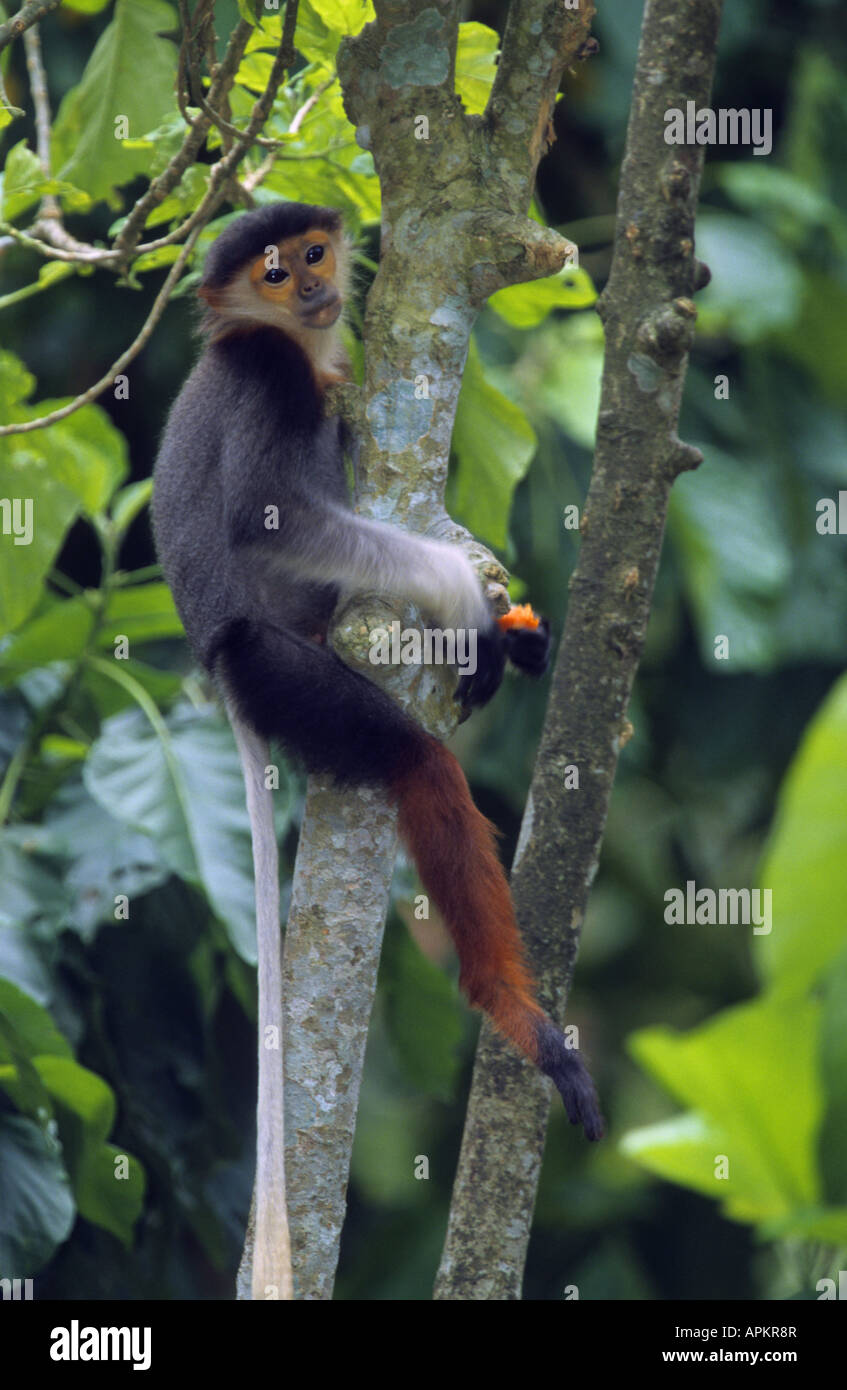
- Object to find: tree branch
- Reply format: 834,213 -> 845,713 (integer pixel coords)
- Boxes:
0,0 -> 59,56
1,5 -> 302,434
0,223 -> 204,435
435,0 -> 724,1300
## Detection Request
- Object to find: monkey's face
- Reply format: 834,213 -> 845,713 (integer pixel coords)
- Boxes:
249,229 -> 342,329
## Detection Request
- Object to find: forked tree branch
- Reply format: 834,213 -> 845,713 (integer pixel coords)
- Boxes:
435,0 -> 724,1300
235,0 -> 596,1301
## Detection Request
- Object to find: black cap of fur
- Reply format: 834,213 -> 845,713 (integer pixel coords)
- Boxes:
200,202 -> 342,290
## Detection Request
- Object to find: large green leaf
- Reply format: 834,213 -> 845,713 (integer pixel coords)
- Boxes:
625,994 -> 822,1224
0,350 -> 128,635
488,268 -> 597,328
39,779 -> 169,941
51,0 -> 179,205
0,1115 -> 75,1274
84,706 -> 278,962
448,338 -> 537,550
756,675 -> 847,994
35,1056 -> 144,1245
0,836 -> 69,933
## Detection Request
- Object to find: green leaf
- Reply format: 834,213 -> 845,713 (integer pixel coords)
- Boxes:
34,1056 -> 145,1244
63,0 -> 114,12
84,706 -> 281,962
0,1007 -> 53,1118
454,22 -> 498,115
36,1056 -> 115,1139
0,454 -> 79,639
51,0 -> 180,205
0,1115 -> 75,1274
448,338 -> 537,550
74,1141 -> 145,1246
0,260 -> 78,313
818,950 -> 847,1205
756,675 -> 847,995
0,836 -> 69,933
0,139 -> 94,220
111,478 -> 153,536
668,446 -> 792,672
0,598 -> 95,685
0,979 -> 73,1060
40,778 -> 168,941
518,313 -> 605,449
381,917 -> 463,1099
489,266 -> 597,328
625,994 -> 821,1224
81,657 -> 182,719
310,0 -> 373,31
694,212 -> 803,344
98,582 -> 183,645
294,0 -> 338,65
17,400 -> 129,516
0,141 -> 43,220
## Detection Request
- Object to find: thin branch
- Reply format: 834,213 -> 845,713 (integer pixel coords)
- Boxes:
0,224 -> 204,436
288,72 -> 336,134
111,17 -> 255,263
436,0 -> 724,1301
0,0 -> 60,56
0,220 -> 113,262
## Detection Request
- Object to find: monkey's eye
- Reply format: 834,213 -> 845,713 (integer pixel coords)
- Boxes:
305,244 -> 325,265
263,268 -> 290,285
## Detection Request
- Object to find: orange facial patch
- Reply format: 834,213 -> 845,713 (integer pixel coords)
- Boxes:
249,229 -> 337,303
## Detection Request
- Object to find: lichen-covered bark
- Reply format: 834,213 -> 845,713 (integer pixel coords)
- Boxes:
435,0 -> 724,1300
237,0 -> 594,1299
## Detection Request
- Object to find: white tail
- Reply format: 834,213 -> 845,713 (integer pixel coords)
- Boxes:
231,713 -> 293,1301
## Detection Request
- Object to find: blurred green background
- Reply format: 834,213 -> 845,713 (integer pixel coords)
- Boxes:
1,0 -> 846,1300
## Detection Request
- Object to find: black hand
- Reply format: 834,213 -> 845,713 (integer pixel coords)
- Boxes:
503,617 -> 551,677
454,623 -> 506,709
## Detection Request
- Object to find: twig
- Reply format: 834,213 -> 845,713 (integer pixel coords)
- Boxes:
0,0 -> 60,56
0,220 -> 113,262
0,224 -> 203,436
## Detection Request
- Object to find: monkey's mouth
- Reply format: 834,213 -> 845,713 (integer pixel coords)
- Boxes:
301,294 -> 342,327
